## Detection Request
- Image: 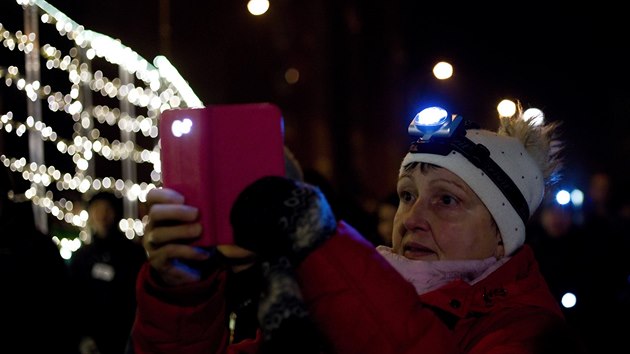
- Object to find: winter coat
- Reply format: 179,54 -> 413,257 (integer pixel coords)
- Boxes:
131,221 -> 586,354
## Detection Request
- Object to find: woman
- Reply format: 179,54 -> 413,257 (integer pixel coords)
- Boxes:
130,105 -> 587,353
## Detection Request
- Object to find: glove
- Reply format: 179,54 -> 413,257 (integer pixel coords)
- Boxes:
230,176 -> 336,352
257,258 -> 324,354
230,175 -> 337,265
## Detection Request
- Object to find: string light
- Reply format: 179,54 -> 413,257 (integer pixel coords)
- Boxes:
2,0 -> 203,253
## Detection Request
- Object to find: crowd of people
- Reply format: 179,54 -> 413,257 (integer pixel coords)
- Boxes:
2,105 -> 630,353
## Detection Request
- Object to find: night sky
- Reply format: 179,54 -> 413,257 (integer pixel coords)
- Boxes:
2,1 -> 629,205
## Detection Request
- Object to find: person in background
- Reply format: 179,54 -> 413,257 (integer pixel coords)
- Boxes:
584,171 -> 613,222
69,191 -> 146,354
130,103 -> 587,353
526,195 -> 586,329
527,194 -> 584,297
0,163 -> 78,353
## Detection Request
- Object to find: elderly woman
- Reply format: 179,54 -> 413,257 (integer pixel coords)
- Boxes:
130,105 -> 586,353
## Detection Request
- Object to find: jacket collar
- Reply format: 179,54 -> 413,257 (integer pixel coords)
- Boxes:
419,245 -> 563,319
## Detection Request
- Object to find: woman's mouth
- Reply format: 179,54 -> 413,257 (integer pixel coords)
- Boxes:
403,242 -> 435,260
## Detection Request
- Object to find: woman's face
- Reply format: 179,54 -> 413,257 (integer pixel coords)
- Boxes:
392,163 -> 504,261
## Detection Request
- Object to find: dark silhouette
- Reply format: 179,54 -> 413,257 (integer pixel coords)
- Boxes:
303,168 -> 380,246
0,164 -> 78,353
69,191 -> 146,354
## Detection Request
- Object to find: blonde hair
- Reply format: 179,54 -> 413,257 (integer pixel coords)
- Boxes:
497,101 -> 563,188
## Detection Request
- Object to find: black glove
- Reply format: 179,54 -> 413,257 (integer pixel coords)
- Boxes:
257,259 -> 324,354
230,176 -> 336,352
230,175 -> 337,265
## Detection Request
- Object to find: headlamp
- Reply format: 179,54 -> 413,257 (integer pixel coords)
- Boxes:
408,106 -> 465,141
406,106 -> 530,225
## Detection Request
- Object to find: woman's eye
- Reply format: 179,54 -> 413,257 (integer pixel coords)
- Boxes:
440,194 -> 457,206
400,191 -> 414,203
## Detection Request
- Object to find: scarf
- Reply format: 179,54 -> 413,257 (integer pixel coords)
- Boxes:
376,246 -> 509,295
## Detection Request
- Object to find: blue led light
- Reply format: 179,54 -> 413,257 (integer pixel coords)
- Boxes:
555,190 -> 571,205
415,107 -> 448,126
408,106 -> 463,141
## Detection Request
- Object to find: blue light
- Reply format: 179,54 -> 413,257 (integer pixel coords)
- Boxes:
570,189 -> 584,207
408,106 -> 463,141
555,189 -> 571,205
414,107 -> 448,127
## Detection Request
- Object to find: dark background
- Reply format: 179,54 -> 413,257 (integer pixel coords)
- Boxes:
2,0 -> 630,210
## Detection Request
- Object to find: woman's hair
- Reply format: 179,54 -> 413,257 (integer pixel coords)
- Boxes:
497,101 -> 564,189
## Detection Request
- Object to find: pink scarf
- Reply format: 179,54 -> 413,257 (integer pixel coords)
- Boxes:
376,246 -> 509,295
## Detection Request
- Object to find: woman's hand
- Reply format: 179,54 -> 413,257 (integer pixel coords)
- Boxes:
144,188 -> 208,286
143,188 -> 257,286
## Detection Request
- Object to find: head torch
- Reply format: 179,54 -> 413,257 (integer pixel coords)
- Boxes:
406,106 -> 530,225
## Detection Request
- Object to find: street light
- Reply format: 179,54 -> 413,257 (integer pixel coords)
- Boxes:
433,61 -> 453,80
247,0 -> 270,16
497,99 -> 516,117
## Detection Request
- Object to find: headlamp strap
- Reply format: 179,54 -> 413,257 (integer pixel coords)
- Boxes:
410,136 -> 530,225
453,138 -> 530,224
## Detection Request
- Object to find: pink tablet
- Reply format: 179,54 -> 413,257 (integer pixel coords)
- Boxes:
159,103 -> 286,247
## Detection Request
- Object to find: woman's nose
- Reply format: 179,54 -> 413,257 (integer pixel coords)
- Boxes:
402,199 -> 430,231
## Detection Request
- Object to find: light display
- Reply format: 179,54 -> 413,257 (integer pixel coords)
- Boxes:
1,0 -> 202,257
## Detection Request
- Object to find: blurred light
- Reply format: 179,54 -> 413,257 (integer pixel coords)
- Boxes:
59,247 -> 72,260
285,67 -> 300,84
153,56 -> 203,108
555,189 -> 571,205
571,189 -> 584,207
247,0 -> 270,15
561,292 -> 577,308
171,118 -> 193,138
432,61 -> 453,80
497,99 -> 516,117
523,107 -> 544,126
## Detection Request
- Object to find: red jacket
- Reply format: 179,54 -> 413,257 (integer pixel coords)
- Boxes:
131,221 -> 584,353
